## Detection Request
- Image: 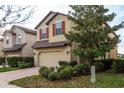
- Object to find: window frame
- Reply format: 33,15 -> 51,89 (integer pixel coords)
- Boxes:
40,28 -> 48,40
55,21 -> 62,35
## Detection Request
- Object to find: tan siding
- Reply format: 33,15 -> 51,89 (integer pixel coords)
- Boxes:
0,40 -> 4,57
21,33 -> 36,57
49,14 -> 73,43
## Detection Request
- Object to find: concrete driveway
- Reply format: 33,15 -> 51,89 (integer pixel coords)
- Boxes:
0,67 -> 39,88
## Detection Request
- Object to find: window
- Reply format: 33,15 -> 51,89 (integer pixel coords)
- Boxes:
41,28 -> 48,39
18,34 -> 22,43
55,22 -> 62,35
6,35 -> 10,44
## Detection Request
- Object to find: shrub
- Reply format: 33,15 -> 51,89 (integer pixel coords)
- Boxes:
69,61 -> 77,67
95,59 -> 113,70
94,62 -> 104,72
7,57 -> 21,67
22,57 -> 34,67
64,66 -> 74,75
7,57 -> 34,67
73,64 -> 88,75
39,67 -> 54,79
48,72 -> 60,81
57,66 -> 65,72
58,61 -> 69,67
113,59 -> 124,73
18,62 -> 31,69
0,57 -> 5,65
41,69 -> 53,79
39,66 -> 48,76
49,67 -> 55,72
59,67 -> 72,79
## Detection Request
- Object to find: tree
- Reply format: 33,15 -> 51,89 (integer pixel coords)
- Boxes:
0,5 -> 35,28
65,5 -> 124,66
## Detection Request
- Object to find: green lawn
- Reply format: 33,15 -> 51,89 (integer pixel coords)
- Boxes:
0,67 -> 19,73
9,69 -> 124,88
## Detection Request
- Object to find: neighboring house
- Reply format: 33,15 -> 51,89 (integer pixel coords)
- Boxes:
0,38 -> 4,57
2,25 -> 36,58
32,11 -> 117,67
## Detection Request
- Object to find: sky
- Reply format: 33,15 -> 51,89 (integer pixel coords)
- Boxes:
0,5 -> 124,54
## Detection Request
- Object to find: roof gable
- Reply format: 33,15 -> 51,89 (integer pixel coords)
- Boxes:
2,30 -> 15,36
35,11 -> 67,29
46,12 -> 67,25
35,11 -> 56,29
11,25 -> 36,35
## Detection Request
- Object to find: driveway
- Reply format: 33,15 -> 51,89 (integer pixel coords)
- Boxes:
0,67 -> 39,88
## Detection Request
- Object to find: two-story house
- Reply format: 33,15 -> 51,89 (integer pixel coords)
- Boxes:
32,11 -> 117,67
2,25 -> 36,58
0,38 -> 4,57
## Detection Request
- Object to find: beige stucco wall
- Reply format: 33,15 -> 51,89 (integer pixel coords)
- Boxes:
109,47 -> 117,59
36,13 -> 55,41
36,14 -> 74,43
34,46 -> 71,67
21,33 -> 36,57
0,40 -> 4,57
49,14 -> 73,43
14,28 -> 26,44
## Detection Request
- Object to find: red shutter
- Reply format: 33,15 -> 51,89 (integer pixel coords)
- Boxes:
62,21 -> 65,33
52,24 -> 55,36
39,29 -> 42,40
46,28 -> 49,38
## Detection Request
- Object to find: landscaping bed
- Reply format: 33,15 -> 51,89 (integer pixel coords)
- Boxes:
9,59 -> 124,88
9,69 -> 124,88
0,67 -> 19,73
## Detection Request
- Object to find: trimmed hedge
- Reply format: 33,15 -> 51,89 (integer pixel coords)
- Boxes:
18,62 -> 31,69
69,61 -> 77,67
58,61 -> 69,67
58,61 -> 78,67
0,57 -> 5,65
95,59 -> 114,71
22,57 -> 34,67
7,57 -> 21,67
7,57 -> 34,67
94,62 -> 104,72
113,59 -> 124,73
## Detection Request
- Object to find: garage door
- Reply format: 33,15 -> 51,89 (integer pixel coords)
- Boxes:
39,52 -> 66,67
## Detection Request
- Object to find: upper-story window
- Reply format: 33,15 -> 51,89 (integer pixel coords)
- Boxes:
55,22 -> 62,35
18,34 -> 22,43
6,35 -> 10,44
39,28 -> 48,40
53,21 -> 65,36
42,28 -> 47,39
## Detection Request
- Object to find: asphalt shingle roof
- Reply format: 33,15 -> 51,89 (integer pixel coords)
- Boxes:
32,40 -> 70,49
2,43 -> 27,52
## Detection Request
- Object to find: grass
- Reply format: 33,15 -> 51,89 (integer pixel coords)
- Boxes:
9,69 -> 124,88
0,67 -> 19,73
